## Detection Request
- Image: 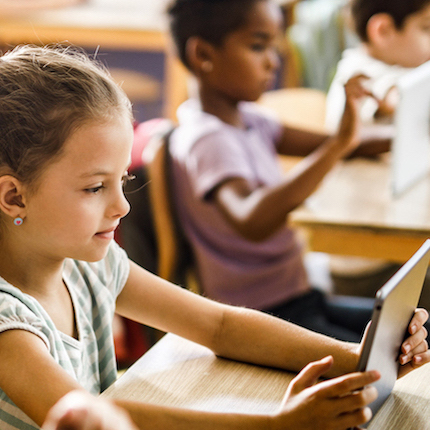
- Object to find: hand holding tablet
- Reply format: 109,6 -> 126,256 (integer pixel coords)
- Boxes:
356,239 -> 430,427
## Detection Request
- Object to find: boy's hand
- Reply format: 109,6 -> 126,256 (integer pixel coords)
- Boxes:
398,308 -> 430,378
274,356 -> 380,430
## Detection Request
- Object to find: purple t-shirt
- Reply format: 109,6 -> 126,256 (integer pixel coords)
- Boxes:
169,99 -> 309,309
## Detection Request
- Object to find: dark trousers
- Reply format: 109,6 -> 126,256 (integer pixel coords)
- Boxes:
265,289 -> 375,343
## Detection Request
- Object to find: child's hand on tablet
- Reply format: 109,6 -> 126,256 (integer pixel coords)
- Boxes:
277,356 -> 380,430
398,308 -> 430,378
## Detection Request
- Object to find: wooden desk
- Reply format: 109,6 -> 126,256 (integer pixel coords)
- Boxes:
103,333 -> 430,429
290,155 -> 430,263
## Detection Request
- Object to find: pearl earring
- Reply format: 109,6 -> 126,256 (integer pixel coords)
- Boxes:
13,217 -> 23,226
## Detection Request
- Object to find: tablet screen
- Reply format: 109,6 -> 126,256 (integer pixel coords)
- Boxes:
392,61 -> 430,196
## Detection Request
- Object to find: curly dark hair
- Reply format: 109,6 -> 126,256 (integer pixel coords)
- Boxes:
167,0 -> 265,69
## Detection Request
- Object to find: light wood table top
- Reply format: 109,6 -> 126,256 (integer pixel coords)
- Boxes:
103,333 -> 430,429
289,155 -> 430,263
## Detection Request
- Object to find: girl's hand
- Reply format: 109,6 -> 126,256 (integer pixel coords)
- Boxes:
336,74 -> 375,157
273,356 -> 380,430
42,390 -> 138,430
398,308 -> 430,378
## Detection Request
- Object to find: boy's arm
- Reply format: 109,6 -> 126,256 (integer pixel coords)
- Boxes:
211,132 -> 353,241
277,74 -> 392,158
276,122 -> 391,158
212,77 -> 389,241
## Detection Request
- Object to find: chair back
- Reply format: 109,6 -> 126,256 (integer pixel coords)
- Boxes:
144,126 -> 196,288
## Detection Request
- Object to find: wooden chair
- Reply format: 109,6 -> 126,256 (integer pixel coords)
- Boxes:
143,126 -> 198,291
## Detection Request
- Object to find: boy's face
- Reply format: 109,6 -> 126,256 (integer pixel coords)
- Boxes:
387,4 -> 430,68
204,0 -> 283,102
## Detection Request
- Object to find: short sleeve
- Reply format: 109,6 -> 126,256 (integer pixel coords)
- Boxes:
0,288 -> 52,349
185,104 -> 282,200
101,240 -> 130,298
187,129 -> 255,199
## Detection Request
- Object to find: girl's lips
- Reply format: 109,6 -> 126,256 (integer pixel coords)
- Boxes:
95,226 -> 117,239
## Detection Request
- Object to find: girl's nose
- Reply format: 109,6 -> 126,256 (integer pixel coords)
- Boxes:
111,190 -> 130,219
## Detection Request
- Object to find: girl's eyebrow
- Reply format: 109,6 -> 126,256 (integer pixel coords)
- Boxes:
79,170 -> 110,179
79,162 -> 132,179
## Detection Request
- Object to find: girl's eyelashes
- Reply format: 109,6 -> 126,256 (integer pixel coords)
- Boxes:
122,172 -> 136,185
121,173 -> 136,192
83,173 -> 135,194
85,184 -> 105,194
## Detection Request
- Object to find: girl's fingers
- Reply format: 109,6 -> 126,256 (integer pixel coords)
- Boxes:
400,336 -> 428,365
399,308 -> 429,365
333,385 -> 378,415
412,349 -> 430,366
319,370 -> 380,399
401,324 -> 428,356
401,346 -> 430,367
408,308 -> 429,335
335,406 -> 374,430
288,356 -> 334,394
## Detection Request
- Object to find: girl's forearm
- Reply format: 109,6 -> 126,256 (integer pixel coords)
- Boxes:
211,306 -> 359,378
115,399 -> 271,430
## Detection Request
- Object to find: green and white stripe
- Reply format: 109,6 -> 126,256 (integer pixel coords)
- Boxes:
0,241 -> 130,429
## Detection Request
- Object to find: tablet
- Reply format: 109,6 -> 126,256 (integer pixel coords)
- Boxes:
357,239 -> 430,425
392,60 -> 430,197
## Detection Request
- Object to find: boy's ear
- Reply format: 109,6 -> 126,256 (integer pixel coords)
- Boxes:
185,36 -> 216,75
367,13 -> 397,47
0,175 -> 26,219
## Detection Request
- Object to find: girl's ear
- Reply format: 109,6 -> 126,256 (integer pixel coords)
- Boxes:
185,36 -> 216,76
0,175 -> 26,220
367,13 -> 397,48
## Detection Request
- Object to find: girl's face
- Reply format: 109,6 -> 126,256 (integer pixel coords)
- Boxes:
205,0 -> 283,102
388,4 -> 430,67
21,114 -> 133,263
